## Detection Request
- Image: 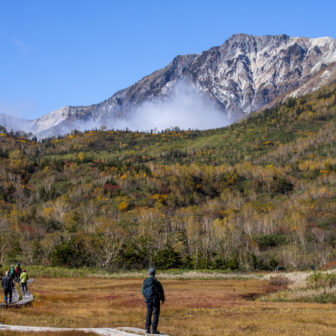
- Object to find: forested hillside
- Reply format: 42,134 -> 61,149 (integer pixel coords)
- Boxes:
0,83 -> 336,271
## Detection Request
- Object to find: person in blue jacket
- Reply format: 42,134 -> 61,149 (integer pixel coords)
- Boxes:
142,267 -> 165,334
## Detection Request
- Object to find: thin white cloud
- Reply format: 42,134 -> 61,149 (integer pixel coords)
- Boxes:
12,37 -> 31,52
0,33 -> 32,53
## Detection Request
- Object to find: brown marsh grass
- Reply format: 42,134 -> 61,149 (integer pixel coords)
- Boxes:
1,276 -> 336,335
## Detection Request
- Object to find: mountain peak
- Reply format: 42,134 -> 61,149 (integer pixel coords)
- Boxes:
226,33 -> 290,42
1,34 -> 336,137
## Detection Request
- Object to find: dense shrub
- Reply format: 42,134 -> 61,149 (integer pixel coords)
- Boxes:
50,237 -> 91,268
254,234 -> 288,251
308,272 -> 336,288
153,246 -> 182,269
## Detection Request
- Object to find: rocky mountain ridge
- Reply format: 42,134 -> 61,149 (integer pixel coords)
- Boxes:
1,33 -> 336,137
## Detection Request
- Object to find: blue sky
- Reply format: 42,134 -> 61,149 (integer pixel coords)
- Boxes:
1,0 -> 335,119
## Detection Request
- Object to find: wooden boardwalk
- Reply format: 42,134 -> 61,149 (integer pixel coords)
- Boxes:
0,278 -> 34,309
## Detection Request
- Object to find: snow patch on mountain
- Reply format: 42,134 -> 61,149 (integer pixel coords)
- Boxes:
30,107 -> 70,134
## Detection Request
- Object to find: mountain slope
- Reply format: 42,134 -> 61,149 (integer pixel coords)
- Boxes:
2,34 -> 336,137
0,82 -> 335,271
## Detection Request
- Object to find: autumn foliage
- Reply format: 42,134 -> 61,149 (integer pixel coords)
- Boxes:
0,83 -> 336,271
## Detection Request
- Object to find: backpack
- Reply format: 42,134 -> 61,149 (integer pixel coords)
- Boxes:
142,278 -> 160,301
9,268 -> 15,279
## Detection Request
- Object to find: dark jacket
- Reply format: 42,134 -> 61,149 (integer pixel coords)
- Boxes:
2,276 -> 13,291
9,267 -> 15,279
15,266 -> 21,276
142,276 -> 165,302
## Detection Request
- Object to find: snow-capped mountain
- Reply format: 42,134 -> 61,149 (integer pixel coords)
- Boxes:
2,33 -> 336,137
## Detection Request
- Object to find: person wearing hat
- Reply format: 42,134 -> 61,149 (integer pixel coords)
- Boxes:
20,269 -> 29,296
142,267 -> 165,334
2,271 -> 13,304
15,262 -> 22,282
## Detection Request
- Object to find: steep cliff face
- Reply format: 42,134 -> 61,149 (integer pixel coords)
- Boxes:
89,34 -> 336,121
2,34 -> 336,137
185,34 -> 336,118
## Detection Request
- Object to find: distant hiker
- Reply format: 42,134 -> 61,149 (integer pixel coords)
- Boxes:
20,269 -> 28,296
15,262 -> 22,282
2,271 -> 13,304
9,265 -> 15,281
142,267 -> 165,335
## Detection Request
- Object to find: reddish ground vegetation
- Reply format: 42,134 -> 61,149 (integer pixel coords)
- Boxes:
1,276 -> 335,335
320,261 -> 336,270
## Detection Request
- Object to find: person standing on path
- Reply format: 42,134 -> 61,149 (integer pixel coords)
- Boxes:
20,269 -> 28,296
9,265 -> 15,281
2,271 -> 13,304
9,265 -> 16,293
15,262 -> 22,282
142,267 -> 165,335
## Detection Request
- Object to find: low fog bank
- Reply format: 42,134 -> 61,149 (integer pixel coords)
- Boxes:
0,81 -> 232,138
72,81 -> 231,134
110,81 -> 230,131
0,113 -> 34,133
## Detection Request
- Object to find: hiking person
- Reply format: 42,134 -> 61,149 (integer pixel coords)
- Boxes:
15,262 -> 22,282
2,271 -> 13,304
9,265 -> 15,281
20,269 -> 28,296
142,267 -> 165,335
